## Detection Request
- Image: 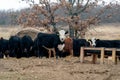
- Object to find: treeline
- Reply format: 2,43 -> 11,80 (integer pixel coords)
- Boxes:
0,9 -> 30,26
0,4 -> 120,26
80,4 -> 120,23
0,10 -> 18,25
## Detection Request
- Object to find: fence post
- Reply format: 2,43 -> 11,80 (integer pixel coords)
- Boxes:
100,48 -> 105,64
80,47 -> 84,63
112,48 -> 117,64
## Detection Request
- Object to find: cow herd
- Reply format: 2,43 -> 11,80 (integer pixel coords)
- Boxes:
0,30 -> 120,61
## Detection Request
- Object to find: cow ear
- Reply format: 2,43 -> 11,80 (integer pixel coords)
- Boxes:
87,39 -> 90,41
56,32 -> 59,35
96,39 -> 99,41
65,31 -> 68,34
0,37 -> 3,40
87,39 -> 91,43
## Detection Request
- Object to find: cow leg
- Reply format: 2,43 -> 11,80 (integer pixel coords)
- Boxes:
10,49 -> 15,57
16,49 -> 21,58
48,49 -> 51,58
39,47 -> 45,58
3,54 -> 6,59
36,50 -> 40,58
52,48 -> 56,60
4,50 -> 9,59
70,49 -> 73,57
0,52 -> 3,58
58,51 -> 63,58
26,49 -> 30,58
24,48 -> 28,57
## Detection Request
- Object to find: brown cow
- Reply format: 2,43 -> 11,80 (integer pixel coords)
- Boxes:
63,37 -> 73,60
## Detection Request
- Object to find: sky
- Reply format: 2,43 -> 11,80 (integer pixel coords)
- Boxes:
0,0 -> 30,10
0,0 -> 119,11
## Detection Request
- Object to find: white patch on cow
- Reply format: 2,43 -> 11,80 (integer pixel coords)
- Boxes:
91,37 -> 96,47
58,30 -> 67,42
57,44 -> 65,51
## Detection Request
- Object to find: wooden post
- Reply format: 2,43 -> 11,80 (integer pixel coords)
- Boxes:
100,48 -> 105,64
92,54 -> 97,64
112,48 -> 117,64
80,47 -> 84,63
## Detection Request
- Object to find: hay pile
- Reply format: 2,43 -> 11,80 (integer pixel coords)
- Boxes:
16,27 -> 48,40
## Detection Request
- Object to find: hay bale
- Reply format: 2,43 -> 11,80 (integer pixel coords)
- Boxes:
16,30 -> 39,40
16,27 -> 50,40
16,27 -> 49,40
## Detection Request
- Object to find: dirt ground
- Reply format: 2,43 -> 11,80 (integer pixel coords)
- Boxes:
0,57 -> 120,80
0,23 -> 120,80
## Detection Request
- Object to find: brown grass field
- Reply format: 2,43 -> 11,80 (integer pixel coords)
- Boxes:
0,23 -> 120,80
85,23 -> 120,40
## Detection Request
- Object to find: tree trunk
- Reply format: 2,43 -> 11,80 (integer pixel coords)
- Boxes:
52,23 -> 57,32
69,24 -> 74,38
75,30 -> 79,39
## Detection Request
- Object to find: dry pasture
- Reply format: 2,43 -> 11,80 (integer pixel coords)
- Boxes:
0,23 -> 120,80
85,23 -> 120,40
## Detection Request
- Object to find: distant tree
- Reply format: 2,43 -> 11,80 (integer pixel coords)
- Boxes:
0,11 -> 7,25
10,11 -> 18,25
0,10 -> 19,25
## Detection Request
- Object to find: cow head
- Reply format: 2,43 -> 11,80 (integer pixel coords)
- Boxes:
56,30 -> 68,42
88,37 -> 96,47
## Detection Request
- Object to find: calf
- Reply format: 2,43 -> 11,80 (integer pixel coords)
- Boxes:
34,30 -> 68,58
0,37 -> 9,58
21,35 -> 33,57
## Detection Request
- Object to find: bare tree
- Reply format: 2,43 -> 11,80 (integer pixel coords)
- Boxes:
58,0 -> 117,38
18,0 -> 63,32
18,0 -> 120,38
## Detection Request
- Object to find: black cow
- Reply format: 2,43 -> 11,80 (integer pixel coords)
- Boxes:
89,37 -> 120,59
0,37 -> 9,58
21,35 -> 33,57
73,39 -> 90,57
9,36 -> 22,58
34,30 -> 68,58
89,38 -> 113,48
88,38 -> 120,48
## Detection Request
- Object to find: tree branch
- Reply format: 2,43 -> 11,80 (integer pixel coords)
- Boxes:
77,0 -> 90,14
